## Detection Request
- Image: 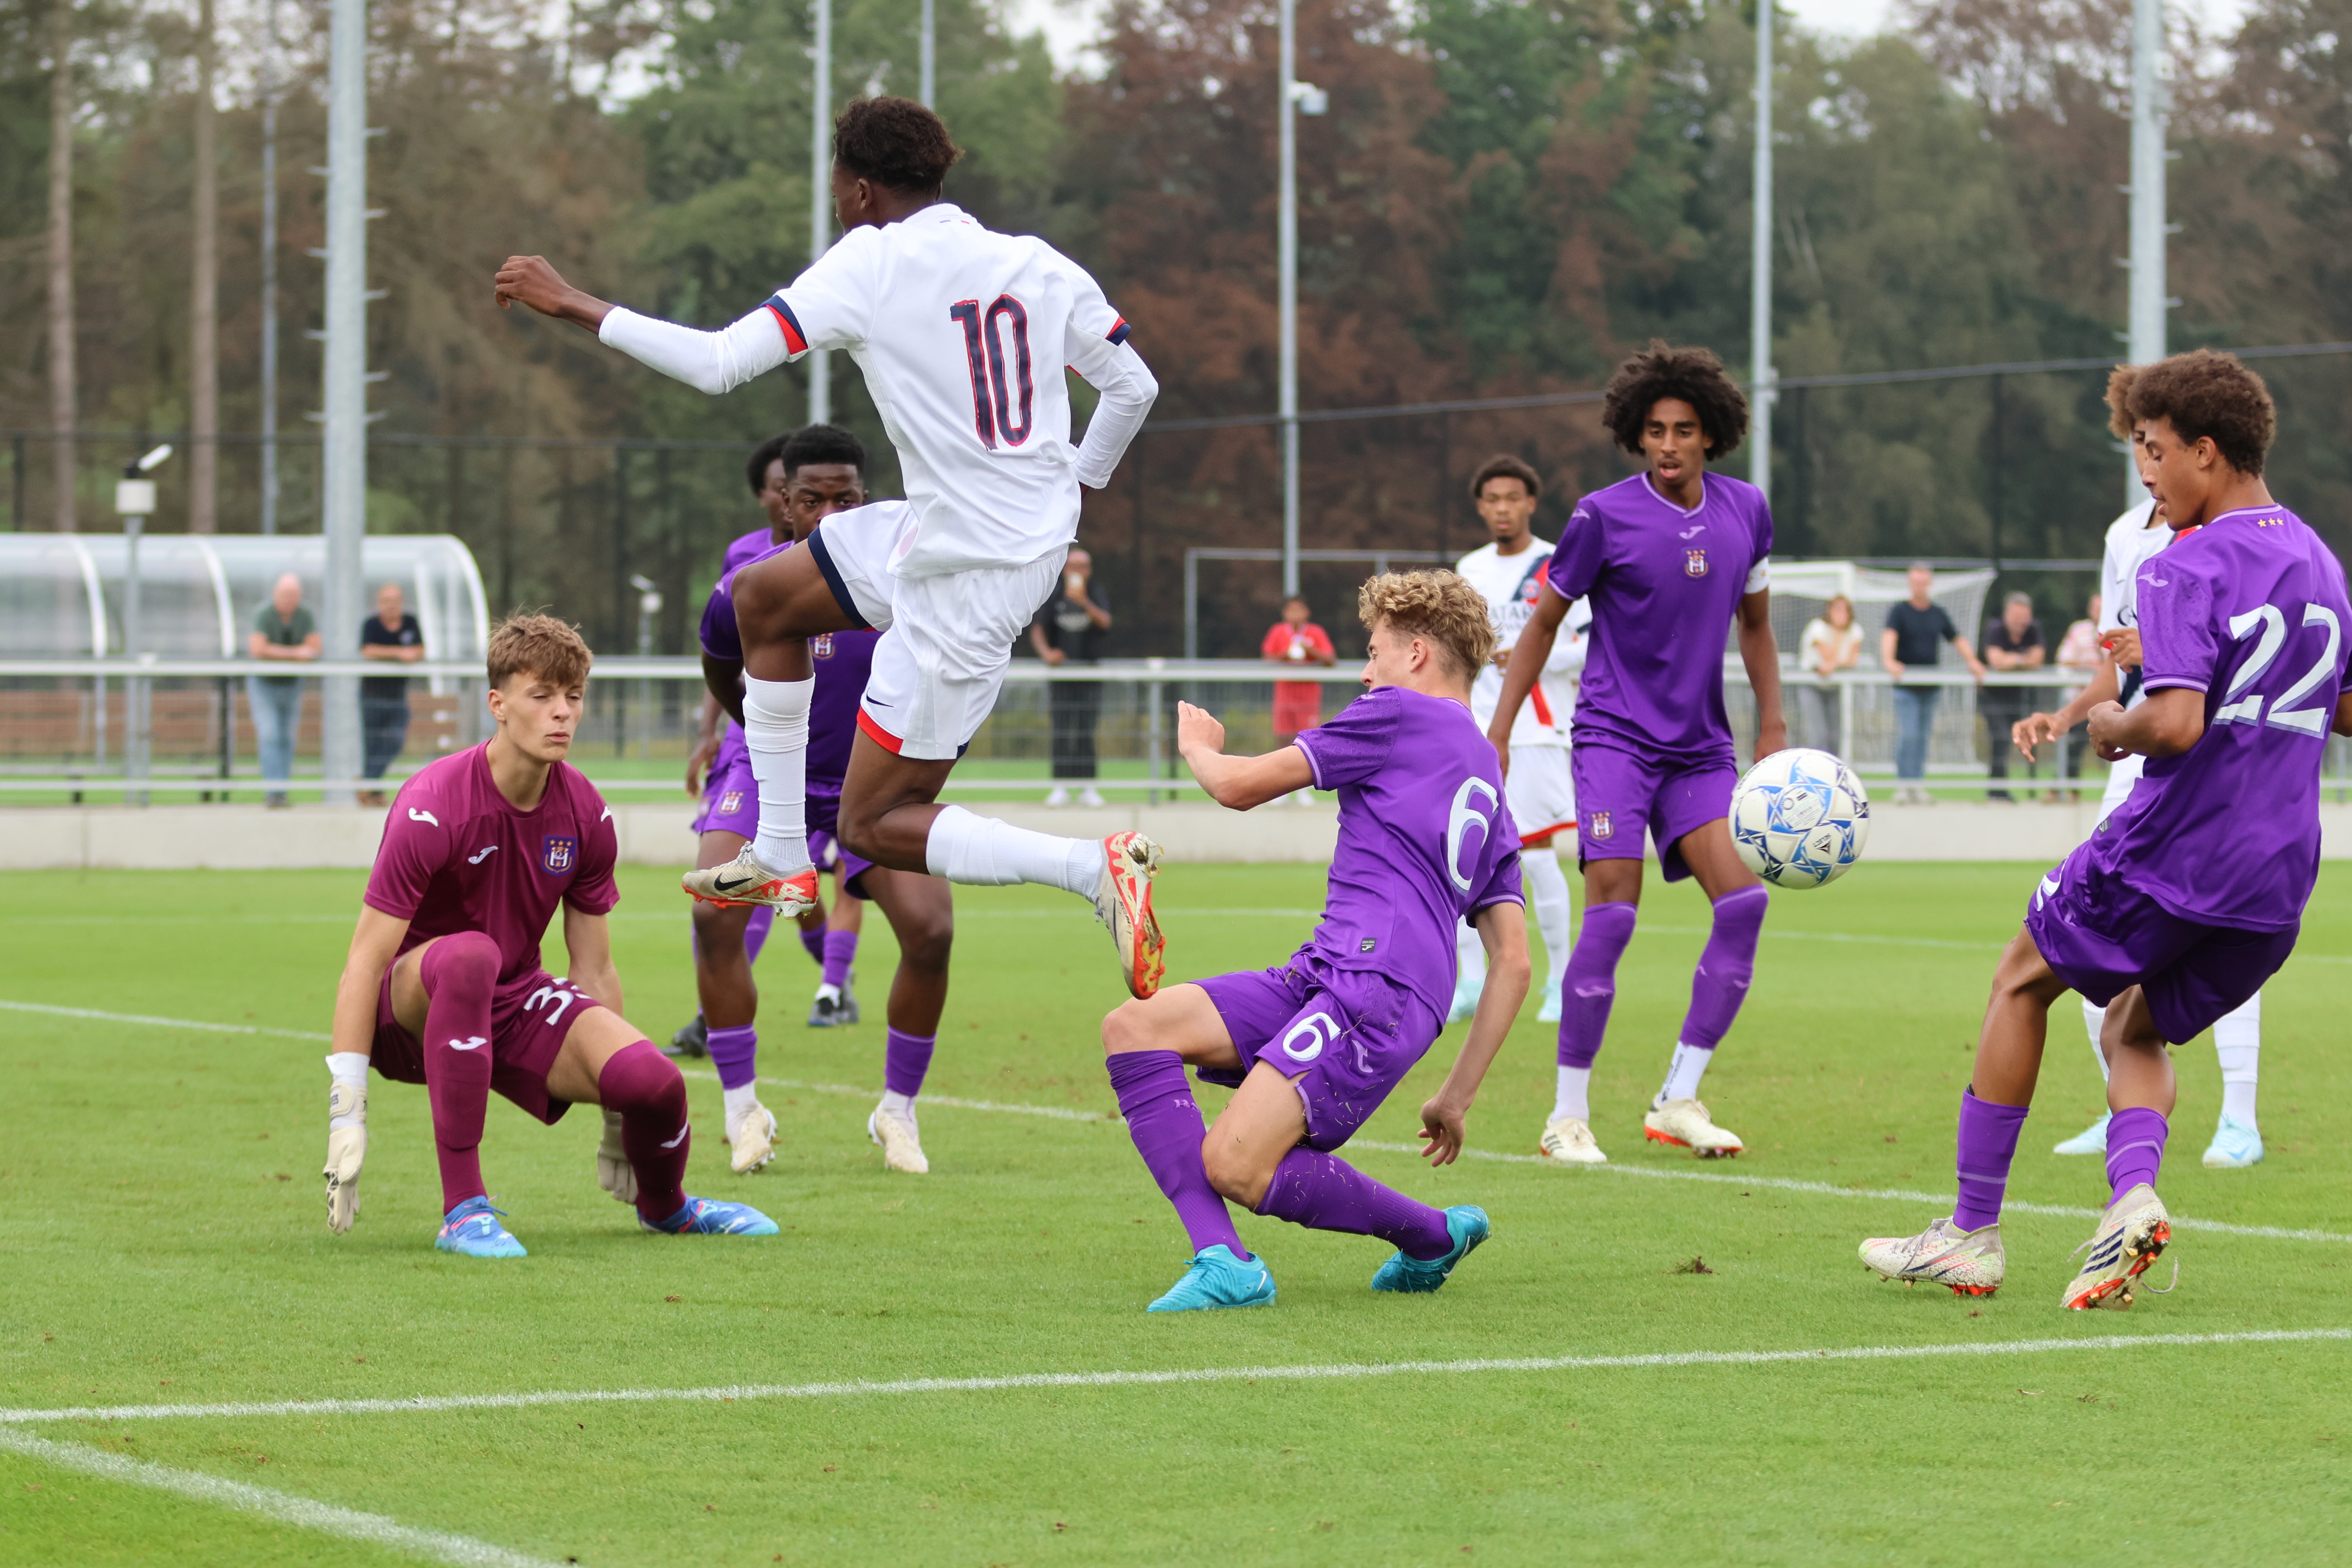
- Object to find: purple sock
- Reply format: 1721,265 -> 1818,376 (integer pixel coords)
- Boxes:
1255,1147 -> 1453,1260
1952,1088 -> 2029,1232
1106,1051 -> 1246,1259
1558,901 -> 1638,1069
822,930 -> 859,989
744,905 -> 776,964
706,1024 -> 759,1092
1680,884 -> 1767,1048
797,919 -> 824,966
884,1027 -> 936,1099
2105,1107 -> 2169,1204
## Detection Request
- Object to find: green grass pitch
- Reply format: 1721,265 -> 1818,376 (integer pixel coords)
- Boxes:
3,860 -> 2349,1565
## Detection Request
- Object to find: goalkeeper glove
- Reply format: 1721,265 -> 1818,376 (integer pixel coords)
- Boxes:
596,1106 -> 638,1205
324,1076 -> 367,1233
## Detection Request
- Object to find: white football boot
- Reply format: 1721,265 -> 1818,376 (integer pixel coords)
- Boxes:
1092,832 -> 1166,999
1859,1217 -> 2005,1296
868,1103 -> 930,1174
1643,1097 -> 1745,1157
681,843 -> 819,914
2061,1184 -> 2171,1310
726,1099 -> 778,1175
1538,1115 -> 1608,1165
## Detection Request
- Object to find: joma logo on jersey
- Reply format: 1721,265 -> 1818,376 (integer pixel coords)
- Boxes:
718,790 -> 744,815
540,835 -> 577,874
1588,810 -> 1614,841
812,633 -> 835,658
1685,549 -> 1709,578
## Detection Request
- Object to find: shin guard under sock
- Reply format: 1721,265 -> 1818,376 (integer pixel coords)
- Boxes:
926,804 -> 1105,894
2106,1106 -> 2169,1203
1256,1147 -> 1453,1260
1953,1089 -> 2029,1232
1558,901 -> 1638,1070
419,932 -> 499,1214
1106,1051 -> 1245,1257
1679,883 -> 1768,1049
822,930 -> 859,989
598,1040 -> 691,1223
706,1024 -> 758,1093
741,675 -> 812,872
884,1027 -> 936,1100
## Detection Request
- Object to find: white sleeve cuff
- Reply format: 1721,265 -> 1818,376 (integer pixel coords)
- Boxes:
1744,559 -> 1771,594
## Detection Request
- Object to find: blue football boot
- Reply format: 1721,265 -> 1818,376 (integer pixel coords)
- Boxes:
643,1195 -> 780,1236
435,1196 -> 527,1258
2052,1112 -> 2110,1156
1370,1205 -> 1489,1294
1146,1244 -> 1277,1312
2202,1114 -> 2264,1169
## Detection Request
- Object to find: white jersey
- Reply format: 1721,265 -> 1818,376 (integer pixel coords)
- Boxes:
1454,538 -> 1588,748
598,204 -> 1157,579
2099,497 -> 2168,711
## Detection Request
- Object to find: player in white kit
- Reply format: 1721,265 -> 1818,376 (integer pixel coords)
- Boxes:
2012,367 -> 2264,1168
495,97 -> 1170,999
1449,456 -> 1588,1025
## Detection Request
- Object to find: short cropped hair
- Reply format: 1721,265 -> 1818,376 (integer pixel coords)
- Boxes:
743,425 -> 868,496
1469,454 -> 1541,501
834,97 -> 962,195
1601,340 -> 1749,460
2104,365 -> 2138,441
1358,570 -> 1495,680
488,612 -> 592,690
2125,350 -> 2276,477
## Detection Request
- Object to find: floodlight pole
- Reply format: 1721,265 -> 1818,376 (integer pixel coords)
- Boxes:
320,0 -> 369,805
920,0 -> 935,106
809,0 -> 832,425
259,0 -> 279,536
1749,0 -> 1774,504
2126,0 -> 2169,496
1277,0 -> 1299,598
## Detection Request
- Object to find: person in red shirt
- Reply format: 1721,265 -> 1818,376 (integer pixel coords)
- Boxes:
1261,597 -> 1336,806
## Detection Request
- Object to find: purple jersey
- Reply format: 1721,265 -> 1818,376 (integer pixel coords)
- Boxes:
720,524 -> 779,579
1293,685 -> 1524,1021
698,536 -> 880,793
364,745 -> 620,988
2091,505 -> 2352,932
1546,471 -> 1773,759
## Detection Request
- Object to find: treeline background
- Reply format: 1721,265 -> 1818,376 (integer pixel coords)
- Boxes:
4,0 -> 2351,657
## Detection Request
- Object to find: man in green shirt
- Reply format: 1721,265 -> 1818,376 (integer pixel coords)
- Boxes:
247,572 -> 321,807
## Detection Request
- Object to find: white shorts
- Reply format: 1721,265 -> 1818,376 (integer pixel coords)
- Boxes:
809,505 -> 1065,762
1506,744 -> 1577,846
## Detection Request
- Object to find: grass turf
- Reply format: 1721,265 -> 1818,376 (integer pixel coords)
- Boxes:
2,861 -> 2349,1565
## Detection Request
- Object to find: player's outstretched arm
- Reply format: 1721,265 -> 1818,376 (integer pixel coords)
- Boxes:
324,906 -> 408,1233
1419,901 -> 1531,1166
1487,583 -> 1569,759
1735,588 -> 1788,757
1177,701 -> 1313,810
492,255 -> 614,332
496,255 -> 790,396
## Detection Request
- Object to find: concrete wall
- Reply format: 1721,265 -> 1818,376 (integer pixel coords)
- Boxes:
6,799 -> 2352,871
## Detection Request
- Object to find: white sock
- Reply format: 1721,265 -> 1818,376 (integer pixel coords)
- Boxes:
924,803 -> 1104,895
1523,848 -> 1574,988
722,1083 -> 761,1127
2215,991 -> 2260,1124
742,674 -> 812,871
815,981 -> 841,1003
880,1088 -> 917,1121
2082,999 -> 2112,1085
1454,919 -> 1485,992
1552,1066 -> 1591,1123
1655,1041 -> 1711,1107
325,1052 -> 368,1128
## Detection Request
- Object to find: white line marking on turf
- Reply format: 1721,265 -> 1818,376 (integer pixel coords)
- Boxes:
0,1425 -> 565,1566
5,1328 -> 2345,1428
21,999 -> 2345,1242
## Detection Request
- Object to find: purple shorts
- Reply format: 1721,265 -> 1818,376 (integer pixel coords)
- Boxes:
1570,739 -> 1737,881
1194,959 -> 1440,1151
691,759 -> 873,900
2025,839 -> 2297,1045
371,960 -> 602,1126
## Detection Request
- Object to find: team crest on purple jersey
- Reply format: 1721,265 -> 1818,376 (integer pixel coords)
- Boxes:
812,633 -> 835,659
718,790 -> 744,815
1685,548 -> 1708,577
541,835 -> 577,874
1589,810 -> 1613,840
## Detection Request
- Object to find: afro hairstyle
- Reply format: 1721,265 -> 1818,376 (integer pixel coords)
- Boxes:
1600,340 -> 1749,461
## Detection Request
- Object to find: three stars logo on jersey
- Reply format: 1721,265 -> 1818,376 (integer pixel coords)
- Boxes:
1588,810 -> 1614,841
1685,548 -> 1709,578
541,835 -> 577,875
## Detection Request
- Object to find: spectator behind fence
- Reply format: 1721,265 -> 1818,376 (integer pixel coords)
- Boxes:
1029,546 -> 1112,807
359,582 -> 425,806
1978,590 -> 2046,802
246,572 -> 320,809
1794,593 -> 1861,754
1879,562 -> 1985,806
1261,594 -> 1335,805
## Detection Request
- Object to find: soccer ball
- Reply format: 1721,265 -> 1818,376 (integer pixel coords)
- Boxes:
1730,747 -> 1869,889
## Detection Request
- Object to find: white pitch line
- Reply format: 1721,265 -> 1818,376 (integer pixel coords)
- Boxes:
16,998 -> 2347,1242
4,1327 -> 2346,1428
0,1426 -> 567,1567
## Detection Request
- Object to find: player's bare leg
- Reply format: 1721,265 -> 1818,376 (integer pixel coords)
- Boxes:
857,865 -> 954,1173
686,828 -> 780,1173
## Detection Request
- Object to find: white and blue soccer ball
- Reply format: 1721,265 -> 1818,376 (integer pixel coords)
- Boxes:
1730,746 -> 1869,890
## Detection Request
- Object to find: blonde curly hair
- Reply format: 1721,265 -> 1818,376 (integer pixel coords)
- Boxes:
1357,570 -> 1496,680
487,611 -> 593,690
